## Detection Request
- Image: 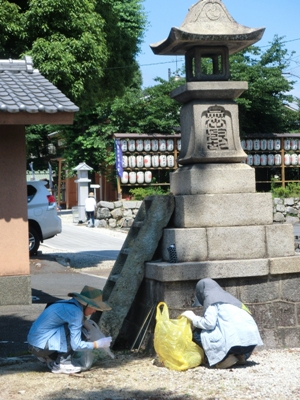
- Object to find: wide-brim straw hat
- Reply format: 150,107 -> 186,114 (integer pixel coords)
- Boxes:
68,285 -> 111,311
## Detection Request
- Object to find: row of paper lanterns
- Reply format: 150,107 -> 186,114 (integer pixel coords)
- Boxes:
120,139 -> 181,152
242,139 -> 300,151
123,154 -> 175,168
246,153 -> 300,166
121,171 -> 152,184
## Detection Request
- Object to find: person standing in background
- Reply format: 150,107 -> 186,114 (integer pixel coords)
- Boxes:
85,192 -> 96,227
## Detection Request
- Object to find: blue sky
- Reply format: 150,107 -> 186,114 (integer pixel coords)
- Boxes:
137,0 -> 300,102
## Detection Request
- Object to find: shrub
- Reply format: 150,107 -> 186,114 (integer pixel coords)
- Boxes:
271,179 -> 300,198
129,186 -> 169,200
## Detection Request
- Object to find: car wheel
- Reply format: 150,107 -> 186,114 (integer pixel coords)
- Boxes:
29,226 -> 40,256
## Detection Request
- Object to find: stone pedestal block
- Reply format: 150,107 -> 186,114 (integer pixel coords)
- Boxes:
270,255 -> 300,275
162,224 -> 296,262
161,228 -> 207,262
207,226 -> 266,260
145,258 -> 269,282
170,163 -> 256,195
266,224 -> 295,257
174,193 -> 273,228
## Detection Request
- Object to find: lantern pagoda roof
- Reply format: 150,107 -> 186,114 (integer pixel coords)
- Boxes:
150,0 -> 265,56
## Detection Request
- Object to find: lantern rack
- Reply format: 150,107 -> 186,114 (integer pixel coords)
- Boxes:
114,133 -> 181,196
243,133 -> 300,191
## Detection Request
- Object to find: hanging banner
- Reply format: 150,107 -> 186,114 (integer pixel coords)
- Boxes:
114,139 -> 123,178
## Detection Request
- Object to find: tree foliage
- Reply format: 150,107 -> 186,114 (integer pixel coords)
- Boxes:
1,3 -> 299,176
0,0 -> 146,107
231,36 -> 299,135
0,0 -> 146,171
59,37 -> 300,175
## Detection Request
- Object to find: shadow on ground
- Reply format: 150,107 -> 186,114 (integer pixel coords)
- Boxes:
31,250 -> 118,269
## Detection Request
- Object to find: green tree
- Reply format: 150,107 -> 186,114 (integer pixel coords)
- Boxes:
231,36 -> 298,135
61,36 -> 299,175
20,0 -> 145,107
0,0 -> 146,170
105,76 -> 183,134
0,1 -> 26,58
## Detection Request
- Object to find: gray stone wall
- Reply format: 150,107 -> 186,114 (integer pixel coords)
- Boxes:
122,274 -> 300,351
96,197 -> 300,228
273,197 -> 300,251
95,200 -> 142,229
273,197 -> 300,224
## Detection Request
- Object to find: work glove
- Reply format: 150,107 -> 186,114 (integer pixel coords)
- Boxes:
95,336 -> 112,348
181,310 -> 196,322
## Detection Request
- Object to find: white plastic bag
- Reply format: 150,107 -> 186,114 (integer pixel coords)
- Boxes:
72,319 -> 114,371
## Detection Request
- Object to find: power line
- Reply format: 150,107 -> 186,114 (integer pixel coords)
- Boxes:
104,38 -> 300,72
104,59 -> 183,71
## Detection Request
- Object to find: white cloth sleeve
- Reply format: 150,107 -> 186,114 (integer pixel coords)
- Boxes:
192,305 -> 218,330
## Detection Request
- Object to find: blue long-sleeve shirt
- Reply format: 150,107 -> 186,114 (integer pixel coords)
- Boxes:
27,298 -> 94,353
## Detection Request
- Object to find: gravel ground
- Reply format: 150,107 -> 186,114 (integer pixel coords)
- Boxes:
3,214 -> 300,399
1,348 -> 300,399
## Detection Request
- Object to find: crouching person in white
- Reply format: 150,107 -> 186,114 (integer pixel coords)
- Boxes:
182,278 -> 263,369
27,286 -> 112,374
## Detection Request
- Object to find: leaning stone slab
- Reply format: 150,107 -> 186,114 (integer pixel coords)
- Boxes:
99,195 -> 175,342
145,258 -> 269,282
170,163 -> 256,195
173,193 -> 273,228
269,255 -> 300,275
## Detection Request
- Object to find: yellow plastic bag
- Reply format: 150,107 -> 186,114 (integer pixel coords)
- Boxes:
153,302 -> 204,371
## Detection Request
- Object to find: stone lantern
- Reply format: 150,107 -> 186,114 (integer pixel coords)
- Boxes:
142,0 -> 300,349
73,162 -> 93,223
151,0 -> 264,165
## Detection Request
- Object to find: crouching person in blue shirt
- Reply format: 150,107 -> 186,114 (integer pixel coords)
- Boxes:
182,278 -> 263,369
27,286 -> 112,375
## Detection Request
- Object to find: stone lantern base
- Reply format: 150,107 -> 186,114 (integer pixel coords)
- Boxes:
140,165 -> 300,350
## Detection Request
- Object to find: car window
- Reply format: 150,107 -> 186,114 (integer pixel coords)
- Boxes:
27,184 -> 37,203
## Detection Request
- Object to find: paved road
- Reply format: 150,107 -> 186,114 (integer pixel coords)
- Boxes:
43,213 -> 126,260
0,217 -> 128,358
30,215 -> 127,303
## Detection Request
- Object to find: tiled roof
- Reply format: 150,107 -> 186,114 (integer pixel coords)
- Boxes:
0,56 -> 79,114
